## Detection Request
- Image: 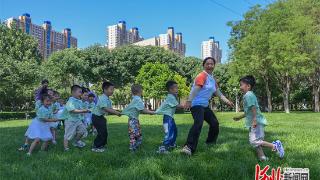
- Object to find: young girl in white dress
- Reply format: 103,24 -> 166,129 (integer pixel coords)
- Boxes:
24,94 -> 58,155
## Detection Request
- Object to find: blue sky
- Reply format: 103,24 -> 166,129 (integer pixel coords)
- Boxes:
0,0 -> 269,63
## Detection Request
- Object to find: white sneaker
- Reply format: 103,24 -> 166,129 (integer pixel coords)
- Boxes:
259,156 -> 269,162
52,140 -> 57,145
273,140 -> 284,158
91,148 -> 105,153
181,145 -> 192,156
72,141 -> 85,148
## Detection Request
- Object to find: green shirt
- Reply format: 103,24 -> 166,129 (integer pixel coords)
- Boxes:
88,102 -> 95,109
121,96 -> 144,119
37,105 -> 53,122
51,102 -> 60,112
155,94 -> 179,118
65,97 -> 84,121
35,100 -> 42,111
243,91 -> 267,128
92,94 -> 112,116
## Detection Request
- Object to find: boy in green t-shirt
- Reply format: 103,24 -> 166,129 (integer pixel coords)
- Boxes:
63,85 -> 90,151
121,84 -> 155,152
233,75 -> 285,161
155,80 -> 184,154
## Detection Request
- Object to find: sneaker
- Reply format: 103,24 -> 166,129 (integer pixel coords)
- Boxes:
26,152 -> 31,156
73,140 -> 86,148
52,140 -> 57,145
91,148 -> 105,153
64,147 -> 70,151
259,156 -> 269,162
273,140 -> 285,158
169,144 -> 179,149
157,146 -> 169,154
18,144 -> 29,151
181,145 -> 192,156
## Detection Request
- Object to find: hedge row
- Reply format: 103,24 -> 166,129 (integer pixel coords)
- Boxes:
0,112 -> 36,120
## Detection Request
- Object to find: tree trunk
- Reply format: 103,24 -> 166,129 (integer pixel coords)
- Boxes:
265,79 -> 272,113
282,76 -> 291,113
313,84 -> 320,112
235,93 -> 240,113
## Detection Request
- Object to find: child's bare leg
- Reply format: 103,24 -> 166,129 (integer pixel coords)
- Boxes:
28,138 -> 40,154
24,137 -> 29,145
64,139 -> 69,149
51,128 -> 56,141
256,146 -> 265,158
261,141 -> 275,151
41,141 -> 49,151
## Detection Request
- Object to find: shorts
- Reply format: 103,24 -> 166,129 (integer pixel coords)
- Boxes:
64,120 -> 87,141
249,124 -> 265,148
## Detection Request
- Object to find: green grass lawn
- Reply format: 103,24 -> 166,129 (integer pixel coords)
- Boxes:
0,112 -> 319,180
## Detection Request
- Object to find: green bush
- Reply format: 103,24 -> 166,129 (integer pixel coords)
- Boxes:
0,112 -> 36,120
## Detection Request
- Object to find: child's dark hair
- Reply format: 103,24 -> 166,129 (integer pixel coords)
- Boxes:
88,93 -> 95,98
71,85 -> 82,93
82,87 -> 89,94
166,80 -> 177,91
131,84 -> 142,95
41,94 -> 51,102
53,90 -> 59,96
240,75 -> 256,89
102,81 -> 114,92
203,57 -> 216,66
41,79 -> 49,85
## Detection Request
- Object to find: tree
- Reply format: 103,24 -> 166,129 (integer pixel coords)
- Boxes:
135,62 -> 190,108
41,48 -> 88,94
0,24 -> 41,110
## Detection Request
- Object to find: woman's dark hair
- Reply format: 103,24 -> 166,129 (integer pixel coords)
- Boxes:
102,81 -> 114,92
240,75 -> 256,89
166,80 -> 177,91
88,93 -> 95,98
203,57 -> 216,66
41,94 -> 51,102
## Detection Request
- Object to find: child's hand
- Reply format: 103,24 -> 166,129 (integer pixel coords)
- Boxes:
252,118 -> 257,128
226,100 -> 234,107
184,101 -> 191,110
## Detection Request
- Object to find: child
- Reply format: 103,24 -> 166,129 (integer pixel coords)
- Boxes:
91,82 -> 121,153
233,75 -> 284,161
49,90 -> 61,144
63,85 -> 90,151
155,80 -> 184,154
35,88 -> 54,110
56,98 -> 66,129
87,93 -> 96,134
121,84 -> 155,152
24,94 -> 58,155
18,89 -> 54,151
80,88 -> 90,137
81,88 -> 92,128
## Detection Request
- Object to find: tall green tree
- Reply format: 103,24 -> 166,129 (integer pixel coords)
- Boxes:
0,24 -> 41,110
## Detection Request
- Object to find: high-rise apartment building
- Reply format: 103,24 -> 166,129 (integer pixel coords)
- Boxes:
5,13 -> 77,59
201,37 -> 222,63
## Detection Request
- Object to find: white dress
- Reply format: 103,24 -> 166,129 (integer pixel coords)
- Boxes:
25,118 -> 53,141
